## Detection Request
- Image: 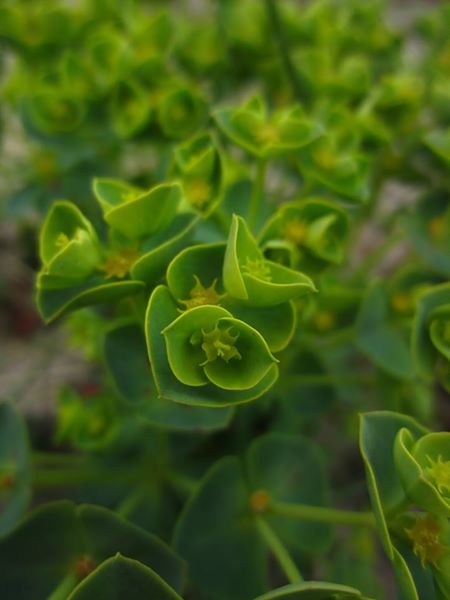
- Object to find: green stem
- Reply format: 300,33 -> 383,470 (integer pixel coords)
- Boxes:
165,471 -> 197,496
263,0 -> 306,102
255,516 -> 304,583
271,501 -> 375,528
248,158 -> 267,231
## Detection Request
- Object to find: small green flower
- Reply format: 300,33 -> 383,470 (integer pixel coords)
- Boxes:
394,428 -> 450,516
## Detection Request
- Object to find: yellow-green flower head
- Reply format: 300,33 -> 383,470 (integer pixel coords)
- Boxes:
394,428 -> 450,517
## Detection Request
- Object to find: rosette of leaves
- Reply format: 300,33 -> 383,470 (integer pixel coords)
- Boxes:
157,85 -> 207,140
166,242 -> 297,353
214,96 -> 321,159
296,126 -> 369,203
413,283 -> 450,391
36,199 -> 144,322
171,132 -> 223,215
23,86 -> 86,136
145,285 -> 279,407
223,215 -> 316,307
360,411 -> 450,599
404,191 -> 450,277
394,428 -> 450,517
259,198 -> 349,274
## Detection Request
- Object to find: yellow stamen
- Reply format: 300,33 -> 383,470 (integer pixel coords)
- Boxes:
406,514 -> 447,568
98,247 -> 140,279
250,489 -> 271,513
184,179 -> 211,210
283,218 -> 308,246
426,455 -> 450,496
179,276 -> 226,310
241,257 -> 272,282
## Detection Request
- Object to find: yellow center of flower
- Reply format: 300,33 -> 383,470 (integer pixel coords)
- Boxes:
99,247 -> 140,279
313,147 -> 336,170
55,232 -> 70,249
283,218 -> 308,246
426,455 -> 450,496
391,292 -> 412,314
184,179 -> 211,209
199,324 -> 241,364
241,257 -> 272,281
250,489 -> 271,513
314,310 -> 336,332
179,276 -> 226,310
257,124 -> 279,145
405,514 -> 447,568
428,216 -> 445,241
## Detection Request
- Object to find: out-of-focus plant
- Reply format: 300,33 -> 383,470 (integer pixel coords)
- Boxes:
1,0 -> 450,598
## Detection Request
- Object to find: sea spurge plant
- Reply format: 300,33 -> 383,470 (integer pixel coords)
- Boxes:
3,0 -> 450,598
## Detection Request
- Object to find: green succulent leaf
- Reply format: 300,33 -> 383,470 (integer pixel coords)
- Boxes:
68,554 -> 183,600
0,402 -> 31,536
356,280 -> 416,380
36,275 -> 145,323
93,179 -> 181,240
394,429 -> 450,517
131,213 -> 198,284
0,501 -> 185,600
252,581 -> 372,600
224,215 -> 316,306
157,87 -> 207,140
39,201 -> 100,283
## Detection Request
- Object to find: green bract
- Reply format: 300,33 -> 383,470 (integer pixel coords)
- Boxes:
259,198 -> 349,272
38,201 -> 100,284
214,96 -> 321,159
394,429 -> 450,517
93,179 -> 182,240
224,215 -> 316,306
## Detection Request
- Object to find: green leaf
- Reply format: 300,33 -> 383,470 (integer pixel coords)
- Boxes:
157,87 -> 207,140
145,285 -> 279,407
356,281 -> 416,380
0,402 -> 31,536
247,433 -> 333,555
131,213 -> 198,284
224,215 -> 316,306
0,501 -> 185,599
94,180 -> 181,240
252,580 -> 371,599
39,201 -> 100,283
174,457 -> 268,600
36,275 -> 145,323
68,554 -> 183,600
359,412 -> 428,558
104,322 -> 233,430
394,429 -> 450,517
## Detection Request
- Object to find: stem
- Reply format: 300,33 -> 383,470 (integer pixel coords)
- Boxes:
255,516 -> 304,583
248,158 -> 267,231
263,0 -> 306,102
165,471 -> 197,496
272,501 -> 375,528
